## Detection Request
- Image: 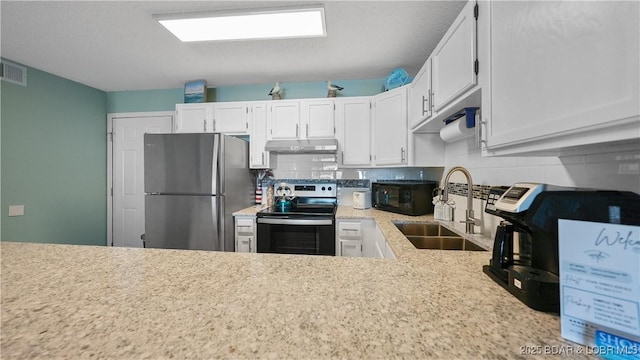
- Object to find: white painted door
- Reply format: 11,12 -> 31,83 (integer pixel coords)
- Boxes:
373,86 -> 408,166
339,240 -> 362,257
268,101 -> 300,139
431,0 -> 477,112
335,97 -> 372,167
174,103 -> 211,133
213,102 -> 248,134
302,99 -> 335,139
112,115 -> 172,247
236,235 -> 253,253
234,217 -> 256,253
249,102 -> 271,168
409,57 -> 432,128
486,1 -> 640,151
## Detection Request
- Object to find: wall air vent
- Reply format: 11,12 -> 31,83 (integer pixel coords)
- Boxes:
1,60 -> 27,87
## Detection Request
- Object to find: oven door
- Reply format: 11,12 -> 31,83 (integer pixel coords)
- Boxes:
257,217 -> 335,256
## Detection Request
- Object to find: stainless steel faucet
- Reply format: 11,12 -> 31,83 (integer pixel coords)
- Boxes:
441,166 -> 481,234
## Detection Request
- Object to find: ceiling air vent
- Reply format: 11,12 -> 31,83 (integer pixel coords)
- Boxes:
1,61 -> 27,87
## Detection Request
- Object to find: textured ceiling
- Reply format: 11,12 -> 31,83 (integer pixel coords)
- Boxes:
0,1 -> 467,92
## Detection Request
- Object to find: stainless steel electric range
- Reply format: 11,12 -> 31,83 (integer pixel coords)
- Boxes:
256,182 -> 337,256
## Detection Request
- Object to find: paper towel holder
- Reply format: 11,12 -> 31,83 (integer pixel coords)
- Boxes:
442,107 -> 479,128
440,107 -> 479,143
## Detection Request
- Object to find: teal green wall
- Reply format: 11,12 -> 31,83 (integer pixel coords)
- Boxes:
106,79 -> 386,113
212,79 -> 386,102
106,88 -> 183,113
1,62 -> 107,245
1,61 -> 387,246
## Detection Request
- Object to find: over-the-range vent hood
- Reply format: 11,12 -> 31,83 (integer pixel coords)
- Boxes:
264,138 -> 338,154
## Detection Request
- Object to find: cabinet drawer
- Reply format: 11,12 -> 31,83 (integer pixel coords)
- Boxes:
235,218 -> 254,234
338,222 -> 362,238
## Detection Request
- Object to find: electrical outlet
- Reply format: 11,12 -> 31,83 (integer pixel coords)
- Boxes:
8,205 -> 24,217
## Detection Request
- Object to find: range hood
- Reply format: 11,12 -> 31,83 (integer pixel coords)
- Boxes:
264,138 -> 338,154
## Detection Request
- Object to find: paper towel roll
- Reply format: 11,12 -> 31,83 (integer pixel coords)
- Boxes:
439,118 -> 475,142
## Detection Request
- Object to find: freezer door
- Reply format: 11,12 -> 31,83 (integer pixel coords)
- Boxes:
220,135 -> 252,198
144,133 -> 219,194
144,195 -> 221,251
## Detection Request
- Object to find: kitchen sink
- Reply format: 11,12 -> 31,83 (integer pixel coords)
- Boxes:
393,222 -> 487,251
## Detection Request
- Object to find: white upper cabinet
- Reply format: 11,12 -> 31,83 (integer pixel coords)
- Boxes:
431,0 -> 477,112
268,99 -> 336,140
174,103 -> 212,133
335,97 -> 372,167
248,102 -> 275,169
212,103 -> 249,134
409,57 -> 432,128
302,99 -> 335,138
267,100 -> 301,139
410,0 -> 480,133
175,102 -> 249,134
483,1 -> 640,155
373,86 -> 408,166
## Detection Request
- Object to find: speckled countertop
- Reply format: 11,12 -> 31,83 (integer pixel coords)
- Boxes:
1,206 -> 592,359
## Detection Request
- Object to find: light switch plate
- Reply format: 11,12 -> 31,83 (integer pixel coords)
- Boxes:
8,205 -> 24,217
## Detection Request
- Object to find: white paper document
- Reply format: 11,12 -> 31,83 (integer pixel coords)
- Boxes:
559,219 -> 640,359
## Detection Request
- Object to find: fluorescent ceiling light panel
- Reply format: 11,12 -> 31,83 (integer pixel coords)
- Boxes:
156,7 -> 326,42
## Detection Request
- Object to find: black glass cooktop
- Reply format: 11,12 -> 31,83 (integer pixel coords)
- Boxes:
258,199 -> 336,217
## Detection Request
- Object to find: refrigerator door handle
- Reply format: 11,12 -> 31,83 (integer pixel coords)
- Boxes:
216,196 -> 225,251
212,135 -> 220,194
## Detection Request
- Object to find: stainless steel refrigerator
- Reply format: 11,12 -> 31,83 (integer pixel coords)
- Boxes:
143,133 -> 253,251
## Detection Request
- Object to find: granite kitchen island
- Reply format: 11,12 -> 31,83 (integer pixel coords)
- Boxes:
1,209 -> 591,359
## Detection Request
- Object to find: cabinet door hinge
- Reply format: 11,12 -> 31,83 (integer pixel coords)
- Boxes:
110,187 -> 113,196
474,3 -> 479,20
474,59 -> 479,76
108,132 -> 113,141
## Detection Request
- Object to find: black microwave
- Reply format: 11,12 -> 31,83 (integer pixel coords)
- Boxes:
372,181 -> 437,216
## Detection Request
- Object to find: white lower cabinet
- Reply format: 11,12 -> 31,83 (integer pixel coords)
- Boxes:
373,225 -> 395,259
383,237 -> 396,259
374,225 -> 386,259
234,216 -> 256,253
339,239 -> 362,257
336,219 -> 395,259
337,221 -> 365,257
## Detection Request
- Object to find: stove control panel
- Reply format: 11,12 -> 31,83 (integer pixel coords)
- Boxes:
291,183 -> 337,197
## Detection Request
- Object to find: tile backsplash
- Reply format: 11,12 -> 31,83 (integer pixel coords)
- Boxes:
442,137 -> 639,240
445,138 -> 640,193
270,154 -> 338,180
271,154 -> 445,182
